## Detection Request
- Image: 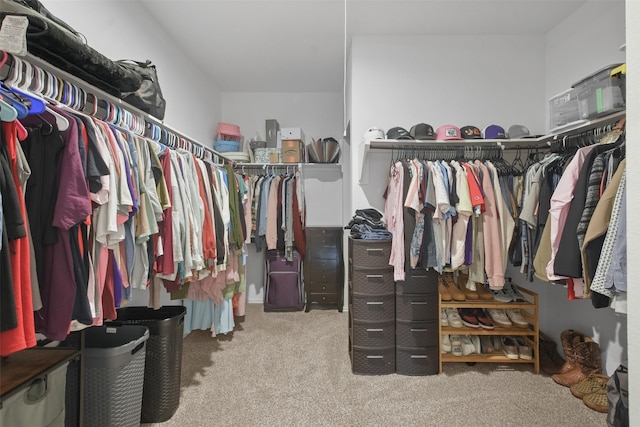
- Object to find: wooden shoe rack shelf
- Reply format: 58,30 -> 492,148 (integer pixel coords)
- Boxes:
439,286 -> 540,373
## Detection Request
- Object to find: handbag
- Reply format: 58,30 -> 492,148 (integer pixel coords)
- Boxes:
116,59 -> 167,120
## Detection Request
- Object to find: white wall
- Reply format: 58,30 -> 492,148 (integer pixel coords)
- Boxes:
544,1 -> 626,132
509,0 -> 627,375
348,34 -> 547,215
43,0 -> 223,306
44,0 -> 222,144
625,0 -> 638,419
221,91 -> 345,302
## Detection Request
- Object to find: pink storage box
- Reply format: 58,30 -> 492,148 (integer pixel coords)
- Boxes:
216,122 -> 241,137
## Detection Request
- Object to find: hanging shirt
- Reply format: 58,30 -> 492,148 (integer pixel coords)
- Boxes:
384,162 -> 405,281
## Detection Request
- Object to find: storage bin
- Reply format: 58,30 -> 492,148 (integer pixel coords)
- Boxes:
396,269 -> 438,294
110,306 -> 186,423
83,325 -> 150,427
0,361 -> 69,427
351,346 -> 395,375
216,122 -> 241,138
395,293 -> 439,322
548,88 -> 582,130
572,63 -> 625,119
214,140 -> 240,152
351,319 -> 395,348
254,147 -> 282,163
349,238 -> 392,270
351,292 -> 395,322
395,346 -> 439,376
351,269 -> 394,295
395,320 -> 438,347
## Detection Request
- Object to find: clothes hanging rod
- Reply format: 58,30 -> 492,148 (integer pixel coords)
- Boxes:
538,110 -> 625,145
8,52 -> 232,165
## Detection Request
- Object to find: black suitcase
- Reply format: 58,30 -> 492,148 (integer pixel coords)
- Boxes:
264,250 -> 305,312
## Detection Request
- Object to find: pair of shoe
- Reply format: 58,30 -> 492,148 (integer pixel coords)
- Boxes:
570,374 -> 610,413
502,336 -> 533,360
478,335 -> 504,354
443,308 -> 463,328
445,334 -> 480,356
456,272 -> 494,301
457,308 -> 494,329
486,308 -> 529,328
439,273 -> 465,301
491,280 -> 526,302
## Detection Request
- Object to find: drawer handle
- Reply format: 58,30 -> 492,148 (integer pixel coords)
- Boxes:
366,355 -> 384,359
410,301 -> 428,305
366,328 -> 384,332
411,275 -> 428,278
366,248 -> 384,252
366,302 -> 384,305
366,274 -> 384,278
410,355 -> 428,359
410,328 -> 427,332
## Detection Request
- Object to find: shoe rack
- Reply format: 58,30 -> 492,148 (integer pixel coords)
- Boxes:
439,285 -> 539,373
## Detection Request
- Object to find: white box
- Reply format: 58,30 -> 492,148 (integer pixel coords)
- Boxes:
280,127 -> 305,142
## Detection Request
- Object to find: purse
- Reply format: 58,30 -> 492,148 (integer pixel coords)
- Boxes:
116,59 -> 167,120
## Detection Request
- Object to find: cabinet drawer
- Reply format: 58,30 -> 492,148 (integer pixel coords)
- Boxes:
306,260 -> 341,278
351,269 -> 394,295
351,346 -> 395,375
396,346 -> 439,376
351,293 -> 395,322
306,281 -> 337,293
350,238 -> 392,270
307,245 -> 340,260
351,320 -> 395,348
395,294 -> 438,321
396,320 -> 439,348
307,292 -> 338,305
396,269 -> 438,294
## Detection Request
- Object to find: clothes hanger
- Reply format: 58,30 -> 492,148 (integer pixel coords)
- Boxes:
0,97 -> 18,122
44,105 -> 70,131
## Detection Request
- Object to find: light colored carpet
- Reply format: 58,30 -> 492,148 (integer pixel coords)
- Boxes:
143,304 -> 606,426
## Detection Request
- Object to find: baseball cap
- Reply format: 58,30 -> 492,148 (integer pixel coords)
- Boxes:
460,125 -> 482,139
363,128 -> 385,142
386,127 -> 414,140
436,124 -> 463,141
410,123 -> 435,140
482,124 -> 506,139
507,124 -> 531,139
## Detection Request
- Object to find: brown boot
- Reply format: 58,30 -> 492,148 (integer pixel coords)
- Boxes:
557,329 -> 581,374
475,283 -> 494,300
438,274 -> 452,301
539,332 -> 565,375
444,273 -> 465,301
552,340 -> 601,387
456,271 -> 479,300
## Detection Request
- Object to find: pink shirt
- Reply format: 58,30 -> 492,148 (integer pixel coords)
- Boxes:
546,145 -> 597,281
384,162 -> 405,281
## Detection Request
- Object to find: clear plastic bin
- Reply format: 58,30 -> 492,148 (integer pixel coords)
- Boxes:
548,88 -> 581,131
572,63 -> 625,119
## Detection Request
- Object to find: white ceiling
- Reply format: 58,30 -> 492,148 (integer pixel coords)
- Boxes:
139,0 -> 590,93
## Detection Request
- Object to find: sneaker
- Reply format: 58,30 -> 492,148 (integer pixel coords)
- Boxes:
480,336 -> 494,353
487,308 -> 513,328
502,336 -> 519,360
460,335 -> 476,356
491,336 -> 502,352
506,281 -> 526,302
490,287 -> 513,302
458,308 -> 479,328
470,335 -> 482,354
441,309 -> 449,327
445,308 -> 464,328
515,337 -> 533,360
473,308 -> 495,330
506,309 -> 529,328
442,334 -> 451,353
450,335 -> 462,356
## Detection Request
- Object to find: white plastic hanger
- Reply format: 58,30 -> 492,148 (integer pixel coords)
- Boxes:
45,106 -> 70,131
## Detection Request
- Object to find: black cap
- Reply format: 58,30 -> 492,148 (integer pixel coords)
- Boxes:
386,127 -> 414,140
410,123 -> 435,140
460,125 -> 483,139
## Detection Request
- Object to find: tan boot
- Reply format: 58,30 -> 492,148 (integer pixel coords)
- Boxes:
475,284 -> 494,300
444,273 -> 465,301
438,274 -> 452,301
552,340 -> 601,387
457,272 -> 479,300
558,330 -> 581,374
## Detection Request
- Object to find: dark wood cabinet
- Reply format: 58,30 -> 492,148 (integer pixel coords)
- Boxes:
304,227 -> 344,312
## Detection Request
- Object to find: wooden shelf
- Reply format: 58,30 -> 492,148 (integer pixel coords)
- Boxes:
439,285 -> 539,374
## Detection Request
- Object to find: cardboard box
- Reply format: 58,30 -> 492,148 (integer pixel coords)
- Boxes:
254,148 -> 281,164
281,127 -> 305,142
281,139 -> 304,163
265,119 -> 279,148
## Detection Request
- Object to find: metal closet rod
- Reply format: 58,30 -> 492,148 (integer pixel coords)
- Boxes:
11,52 -> 232,165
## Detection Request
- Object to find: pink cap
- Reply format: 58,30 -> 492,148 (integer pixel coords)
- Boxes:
436,124 -> 463,141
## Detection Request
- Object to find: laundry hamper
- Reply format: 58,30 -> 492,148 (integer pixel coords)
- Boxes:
82,325 -> 149,427
111,306 -> 186,423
